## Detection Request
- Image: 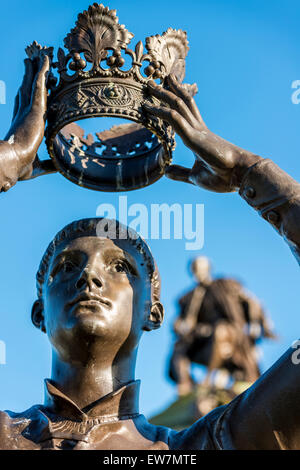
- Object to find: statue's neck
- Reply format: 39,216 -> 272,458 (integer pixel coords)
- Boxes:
49,349 -> 137,409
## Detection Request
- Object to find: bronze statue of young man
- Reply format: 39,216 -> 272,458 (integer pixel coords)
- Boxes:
1,50 -> 300,450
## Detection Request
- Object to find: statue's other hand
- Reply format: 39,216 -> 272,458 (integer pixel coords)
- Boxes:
144,75 -> 261,192
0,51 -> 56,192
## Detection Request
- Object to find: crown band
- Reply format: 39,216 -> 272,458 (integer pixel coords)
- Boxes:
46,77 -> 173,191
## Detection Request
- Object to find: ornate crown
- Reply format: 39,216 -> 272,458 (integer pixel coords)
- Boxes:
28,3 -> 196,191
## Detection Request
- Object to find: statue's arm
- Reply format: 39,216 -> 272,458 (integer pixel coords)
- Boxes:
145,75 -> 300,264
145,76 -> 300,448
224,347 -> 300,449
0,52 -> 56,193
178,348 -> 300,449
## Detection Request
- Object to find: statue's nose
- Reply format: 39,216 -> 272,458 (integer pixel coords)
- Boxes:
75,268 -> 103,290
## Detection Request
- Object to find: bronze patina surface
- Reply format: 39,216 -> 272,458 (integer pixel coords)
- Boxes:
42,4 -> 197,192
1,3 -> 300,450
0,48 -> 55,192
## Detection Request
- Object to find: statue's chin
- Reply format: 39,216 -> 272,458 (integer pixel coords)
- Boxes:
68,311 -> 110,337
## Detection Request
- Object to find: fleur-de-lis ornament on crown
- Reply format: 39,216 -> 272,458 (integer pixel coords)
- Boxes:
26,3 -> 197,192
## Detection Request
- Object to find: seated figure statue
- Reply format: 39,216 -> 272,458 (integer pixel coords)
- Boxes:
1,49 -> 300,450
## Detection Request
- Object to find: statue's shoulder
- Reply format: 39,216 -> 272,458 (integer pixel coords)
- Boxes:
133,409 -> 228,450
0,406 -> 42,449
168,404 -> 233,450
0,409 -> 10,426
2,405 -> 42,420
178,287 -> 197,306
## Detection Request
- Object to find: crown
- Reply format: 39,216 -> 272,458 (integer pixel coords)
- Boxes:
27,3 -> 196,191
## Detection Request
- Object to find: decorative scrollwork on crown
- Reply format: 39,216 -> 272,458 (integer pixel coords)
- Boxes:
145,28 -> 189,82
64,3 -> 134,69
44,3 -> 195,92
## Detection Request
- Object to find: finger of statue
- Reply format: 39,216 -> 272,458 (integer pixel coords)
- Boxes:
11,93 -> 20,123
165,164 -> 194,184
143,103 -> 192,140
11,69 -> 29,123
32,157 -> 57,178
11,57 -> 49,158
167,74 -> 206,126
0,182 -> 12,193
19,156 -> 57,180
147,81 -> 196,127
19,59 -> 34,111
31,55 -> 50,111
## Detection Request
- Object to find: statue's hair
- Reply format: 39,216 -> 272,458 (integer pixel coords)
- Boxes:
36,218 -> 161,302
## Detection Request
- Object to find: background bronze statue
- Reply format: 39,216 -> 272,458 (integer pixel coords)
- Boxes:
169,256 -> 275,396
1,2 -> 300,450
0,49 -> 55,193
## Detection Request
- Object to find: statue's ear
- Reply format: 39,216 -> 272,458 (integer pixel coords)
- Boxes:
31,300 -> 46,333
143,301 -> 164,332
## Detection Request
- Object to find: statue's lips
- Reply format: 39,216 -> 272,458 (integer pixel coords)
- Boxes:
68,293 -> 112,310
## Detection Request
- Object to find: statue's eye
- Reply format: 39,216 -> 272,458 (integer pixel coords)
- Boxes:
110,260 -> 136,276
62,261 -> 76,273
114,261 -> 128,273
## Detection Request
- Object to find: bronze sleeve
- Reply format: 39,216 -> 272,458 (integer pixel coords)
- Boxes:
239,158 -> 300,263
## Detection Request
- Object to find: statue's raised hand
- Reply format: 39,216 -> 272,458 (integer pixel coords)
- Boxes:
145,75 -> 261,192
0,50 -> 56,192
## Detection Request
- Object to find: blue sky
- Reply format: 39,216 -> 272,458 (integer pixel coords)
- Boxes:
0,0 -> 300,418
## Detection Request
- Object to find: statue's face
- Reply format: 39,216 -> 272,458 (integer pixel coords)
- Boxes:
192,257 -> 211,283
42,236 -> 152,360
